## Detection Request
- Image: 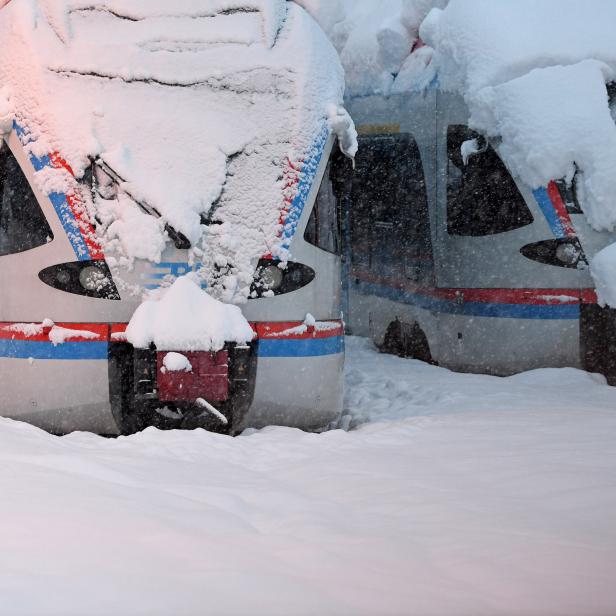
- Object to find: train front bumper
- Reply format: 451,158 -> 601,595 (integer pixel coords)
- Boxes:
110,319 -> 345,434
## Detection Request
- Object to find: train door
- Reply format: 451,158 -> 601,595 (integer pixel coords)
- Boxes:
345,129 -> 435,340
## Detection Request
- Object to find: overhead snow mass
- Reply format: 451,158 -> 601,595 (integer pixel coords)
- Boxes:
296,0 -> 447,97
0,0 -> 348,300
125,275 -> 254,352
422,0 -> 616,233
590,242 -> 616,307
1,337 -> 616,615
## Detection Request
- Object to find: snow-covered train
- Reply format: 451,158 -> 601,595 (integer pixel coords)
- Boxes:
0,0 -> 348,435
343,88 -> 616,381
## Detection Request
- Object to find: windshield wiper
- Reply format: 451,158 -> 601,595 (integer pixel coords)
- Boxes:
85,158 -> 192,250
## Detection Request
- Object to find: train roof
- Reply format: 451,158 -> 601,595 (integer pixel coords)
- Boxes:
0,0 -> 347,300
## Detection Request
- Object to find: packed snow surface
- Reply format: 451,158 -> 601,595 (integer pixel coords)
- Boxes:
1,337 -> 616,615
0,0 -> 347,300
125,275 -> 254,352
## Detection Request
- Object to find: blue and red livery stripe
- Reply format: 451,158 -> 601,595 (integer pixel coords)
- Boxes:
353,270 -> 597,320
0,320 -> 345,360
254,321 -> 344,357
266,125 -> 330,258
13,121 -> 104,261
533,181 -> 576,239
0,323 -> 108,360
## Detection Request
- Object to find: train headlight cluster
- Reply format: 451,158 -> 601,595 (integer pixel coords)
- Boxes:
250,259 -> 316,298
38,260 -> 121,300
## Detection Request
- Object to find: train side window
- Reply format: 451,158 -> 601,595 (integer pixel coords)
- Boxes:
447,125 -> 533,236
0,142 -> 53,256
304,161 -> 341,255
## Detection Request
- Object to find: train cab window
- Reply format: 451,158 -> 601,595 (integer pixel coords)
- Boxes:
0,142 -> 52,256
304,161 -> 341,255
447,125 -> 533,236
349,133 -> 433,283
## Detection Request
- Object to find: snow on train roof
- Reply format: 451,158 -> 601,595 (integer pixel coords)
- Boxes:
421,0 -> 616,234
0,0 -> 347,301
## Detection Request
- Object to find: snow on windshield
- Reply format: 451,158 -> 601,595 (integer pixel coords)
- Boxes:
0,0 -> 348,302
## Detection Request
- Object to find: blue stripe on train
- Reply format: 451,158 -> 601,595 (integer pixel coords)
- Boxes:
355,280 -> 581,320
0,338 -> 343,360
533,187 -> 568,239
13,120 -> 92,261
279,126 -> 329,252
0,340 -> 109,360
257,336 -> 344,358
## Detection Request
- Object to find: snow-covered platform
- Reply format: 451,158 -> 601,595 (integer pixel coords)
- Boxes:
1,337 -> 616,615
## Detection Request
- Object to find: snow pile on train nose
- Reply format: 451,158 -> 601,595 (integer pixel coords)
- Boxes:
0,0 -> 347,300
126,275 -> 254,352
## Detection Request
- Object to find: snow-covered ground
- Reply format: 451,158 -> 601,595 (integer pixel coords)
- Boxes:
2,336 -> 616,615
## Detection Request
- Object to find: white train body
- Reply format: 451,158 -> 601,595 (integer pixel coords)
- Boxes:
0,1 -> 346,434
343,89 -> 616,380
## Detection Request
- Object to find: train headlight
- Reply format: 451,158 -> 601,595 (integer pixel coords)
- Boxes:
250,259 -> 316,298
39,260 -> 121,300
79,266 -> 110,291
259,264 -> 284,290
555,243 -> 580,266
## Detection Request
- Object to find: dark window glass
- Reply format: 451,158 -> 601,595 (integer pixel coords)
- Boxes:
609,82 -> 616,123
304,161 -> 341,255
447,125 -> 533,236
348,133 -> 433,284
0,142 -> 52,256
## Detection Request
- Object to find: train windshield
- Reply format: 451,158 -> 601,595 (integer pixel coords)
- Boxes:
0,143 -> 53,256
447,125 -> 533,237
347,133 -> 433,283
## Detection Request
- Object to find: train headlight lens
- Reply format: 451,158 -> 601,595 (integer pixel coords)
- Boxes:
79,266 -> 109,291
555,243 -> 580,266
249,259 -> 315,299
260,264 -> 284,290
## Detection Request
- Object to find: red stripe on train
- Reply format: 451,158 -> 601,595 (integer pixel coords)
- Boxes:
352,270 -> 596,305
50,151 -> 105,260
112,320 -> 344,342
547,181 -> 576,237
0,323 -> 108,342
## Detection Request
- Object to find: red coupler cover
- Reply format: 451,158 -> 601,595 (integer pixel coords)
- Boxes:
157,351 -> 229,402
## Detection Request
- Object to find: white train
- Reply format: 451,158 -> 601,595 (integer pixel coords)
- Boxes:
0,1 -> 347,435
343,87 -> 616,381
